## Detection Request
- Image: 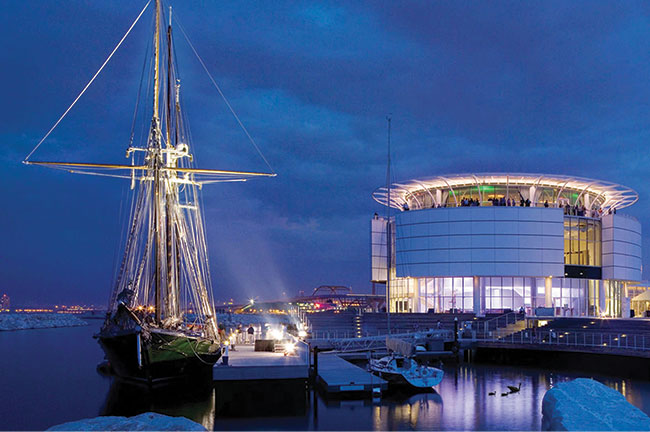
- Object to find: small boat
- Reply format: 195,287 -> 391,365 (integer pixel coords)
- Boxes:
368,337 -> 443,389
369,354 -> 444,389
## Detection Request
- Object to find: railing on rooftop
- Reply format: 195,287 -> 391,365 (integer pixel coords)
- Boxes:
399,203 -> 613,219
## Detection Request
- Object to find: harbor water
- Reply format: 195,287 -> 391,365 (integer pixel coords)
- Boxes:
1,319 -> 650,431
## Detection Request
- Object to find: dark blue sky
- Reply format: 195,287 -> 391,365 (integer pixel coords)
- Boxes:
2,1 -> 650,306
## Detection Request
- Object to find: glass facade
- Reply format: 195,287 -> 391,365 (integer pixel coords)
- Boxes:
389,275 -> 602,316
604,280 -> 624,317
550,277 -> 589,316
407,185 -> 607,209
484,277 -> 541,312
564,216 -> 601,266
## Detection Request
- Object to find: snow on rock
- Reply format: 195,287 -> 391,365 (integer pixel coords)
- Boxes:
47,412 -> 206,431
0,313 -> 88,331
542,378 -> 650,431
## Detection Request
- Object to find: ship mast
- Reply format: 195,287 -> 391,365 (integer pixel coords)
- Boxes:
165,6 -> 180,319
24,0 -> 276,338
152,0 -> 163,323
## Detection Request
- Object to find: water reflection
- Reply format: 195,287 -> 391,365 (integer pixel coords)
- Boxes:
309,363 -> 650,431
5,323 -> 650,430
374,392 -> 443,430
101,381 -> 216,430
96,363 -> 650,431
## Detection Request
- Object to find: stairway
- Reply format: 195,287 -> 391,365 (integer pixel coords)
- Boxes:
495,318 -> 526,339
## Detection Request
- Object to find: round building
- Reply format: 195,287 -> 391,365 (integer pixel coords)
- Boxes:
370,173 -> 641,317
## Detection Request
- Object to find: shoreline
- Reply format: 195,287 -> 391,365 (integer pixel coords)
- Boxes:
0,312 -> 88,331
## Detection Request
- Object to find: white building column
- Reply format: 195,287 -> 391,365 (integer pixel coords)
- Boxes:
529,186 -> 537,206
481,278 -> 486,315
473,276 -> 482,316
599,281 -> 606,315
545,276 -> 553,308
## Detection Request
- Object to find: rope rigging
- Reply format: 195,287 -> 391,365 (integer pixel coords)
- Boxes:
173,14 -> 276,175
24,0 -> 277,350
23,0 -> 152,162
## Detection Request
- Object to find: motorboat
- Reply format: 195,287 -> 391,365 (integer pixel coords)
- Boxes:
369,354 -> 444,389
369,337 -> 443,389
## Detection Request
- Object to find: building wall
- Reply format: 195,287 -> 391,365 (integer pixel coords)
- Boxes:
370,217 -> 389,282
394,207 -> 565,278
602,214 -> 642,282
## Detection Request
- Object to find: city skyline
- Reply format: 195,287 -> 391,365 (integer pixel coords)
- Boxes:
3,1 -> 650,306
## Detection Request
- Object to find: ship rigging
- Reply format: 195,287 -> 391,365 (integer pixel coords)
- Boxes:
24,0 -> 275,385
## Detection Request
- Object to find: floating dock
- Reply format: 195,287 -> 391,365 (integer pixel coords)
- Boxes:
316,352 -> 387,394
212,342 -> 309,382
211,341 -> 388,397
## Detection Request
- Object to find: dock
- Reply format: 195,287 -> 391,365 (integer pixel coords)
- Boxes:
212,340 -> 388,397
316,352 -> 387,394
212,342 -> 309,381
212,342 -> 310,416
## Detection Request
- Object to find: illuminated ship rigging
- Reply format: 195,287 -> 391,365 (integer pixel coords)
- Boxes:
24,0 -> 275,385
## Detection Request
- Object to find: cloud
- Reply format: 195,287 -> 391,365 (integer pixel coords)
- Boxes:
3,1 -> 650,305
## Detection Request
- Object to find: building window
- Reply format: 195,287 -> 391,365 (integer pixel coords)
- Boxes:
564,216 -> 601,267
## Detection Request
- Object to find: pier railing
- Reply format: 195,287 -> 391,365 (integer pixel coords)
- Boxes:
478,329 -> 650,352
308,329 -> 454,353
309,328 -> 452,340
474,312 -> 525,337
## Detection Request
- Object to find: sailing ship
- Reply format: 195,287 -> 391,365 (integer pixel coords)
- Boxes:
24,0 -> 275,385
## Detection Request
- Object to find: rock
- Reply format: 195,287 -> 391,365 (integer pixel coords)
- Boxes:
0,313 -> 87,331
542,378 -> 650,431
47,412 -> 206,431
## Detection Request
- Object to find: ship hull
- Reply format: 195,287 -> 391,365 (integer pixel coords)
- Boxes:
97,330 -> 221,386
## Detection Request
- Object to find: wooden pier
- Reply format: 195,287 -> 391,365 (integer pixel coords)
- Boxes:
316,352 -> 387,394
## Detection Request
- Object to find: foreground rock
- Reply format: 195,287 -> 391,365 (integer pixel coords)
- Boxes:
542,378 -> 650,430
0,313 -> 87,331
47,412 -> 206,431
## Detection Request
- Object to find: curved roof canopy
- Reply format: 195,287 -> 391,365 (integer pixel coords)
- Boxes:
373,173 -> 638,211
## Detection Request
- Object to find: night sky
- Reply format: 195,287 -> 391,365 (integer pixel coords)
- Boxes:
2,1 -> 650,307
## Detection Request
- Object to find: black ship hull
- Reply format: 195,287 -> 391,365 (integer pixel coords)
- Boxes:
97,329 -> 221,387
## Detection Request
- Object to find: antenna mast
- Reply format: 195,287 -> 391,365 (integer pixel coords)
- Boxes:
386,116 -> 391,335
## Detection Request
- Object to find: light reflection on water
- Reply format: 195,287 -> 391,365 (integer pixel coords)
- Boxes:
307,364 -> 650,431
2,322 -> 650,431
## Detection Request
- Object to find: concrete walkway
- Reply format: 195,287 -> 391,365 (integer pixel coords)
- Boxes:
213,343 -> 309,381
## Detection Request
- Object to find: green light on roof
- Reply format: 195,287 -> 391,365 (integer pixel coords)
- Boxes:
479,185 -> 495,192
